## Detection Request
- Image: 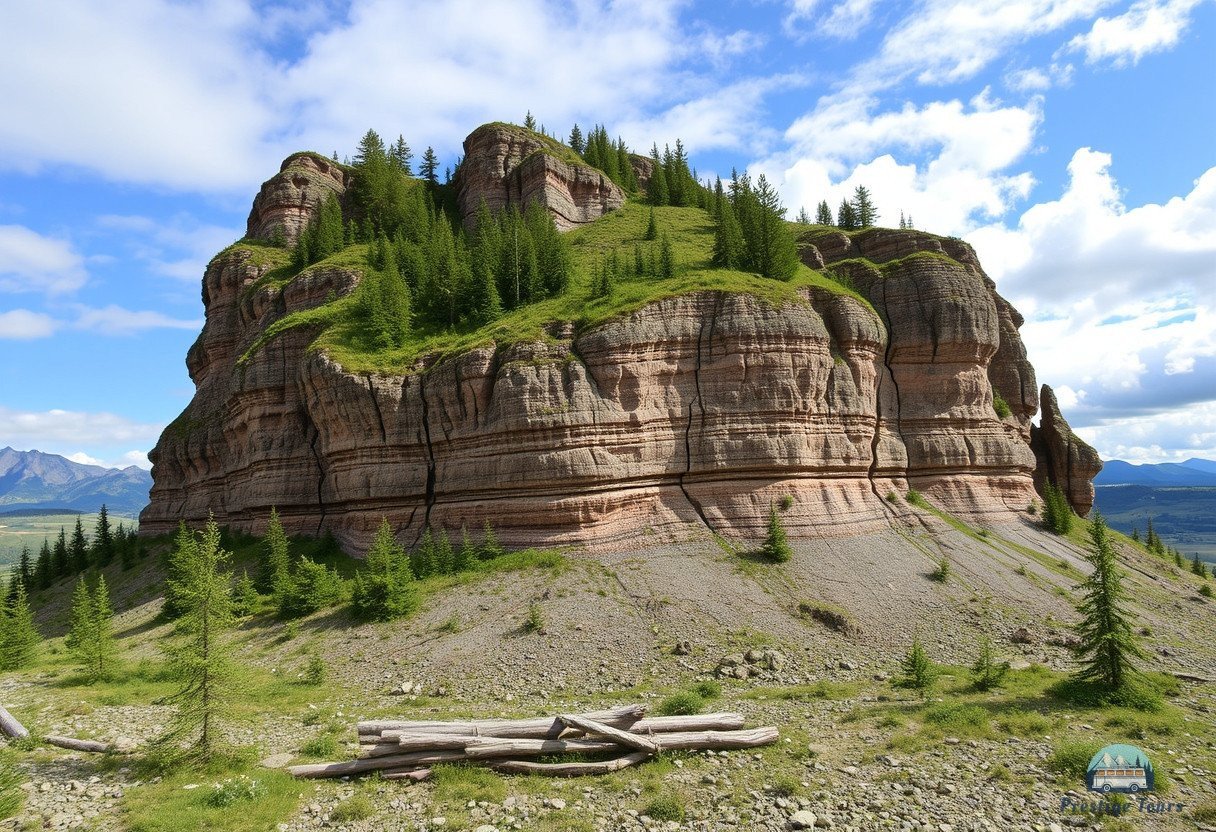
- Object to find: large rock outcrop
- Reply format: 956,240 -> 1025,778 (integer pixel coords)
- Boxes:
1031,384 -> 1102,516
455,124 -> 625,230
246,152 -> 348,246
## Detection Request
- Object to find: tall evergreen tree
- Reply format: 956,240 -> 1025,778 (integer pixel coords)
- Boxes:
159,516 -> 235,765
434,528 -> 454,575
352,518 -> 417,621
389,134 -> 413,175
35,540 -> 53,590
162,521 -> 196,620
420,147 -> 439,185
0,580 -> 39,671
1193,552 -> 1211,578
759,504 -> 793,563
53,528 -> 69,578
837,198 -> 858,230
353,128 -> 385,165
815,200 -> 833,225
648,145 -> 669,206
1073,513 -> 1145,693
66,575 -> 114,681
852,185 -> 878,227
261,508 -> 291,596
69,518 -> 89,574
659,234 -> 676,279
796,206 -> 811,224
524,111 -> 537,130
568,124 -> 585,155
17,547 -> 32,591
93,505 -> 113,567
749,175 -> 799,281
411,528 -> 436,579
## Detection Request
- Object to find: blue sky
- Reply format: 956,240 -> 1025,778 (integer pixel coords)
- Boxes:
0,0 -> 1213,468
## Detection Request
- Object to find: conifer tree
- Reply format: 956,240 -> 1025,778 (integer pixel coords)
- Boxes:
1131,527 -> 1141,544
524,111 -> 537,130
69,518 -> 89,573
896,637 -> 937,697
420,147 -> 439,185
712,197 -> 745,270
352,518 -> 417,621
815,200 -> 833,225
659,234 -> 676,279
231,571 -> 258,618
163,521 -> 196,620
749,175 -> 799,281
53,528 -> 69,578
648,145 -> 669,205
1193,553 -> 1211,578
759,504 -> 792,563
411,529 -> 436,579
796,206 -> 811,224
480,521 -> 505,561
455,526 -> 476,573
261,508 -> 291,596
1041,481 -> 1073,535
66,575 -> 114,681
434,528 -> 454,575
1174,550 -> 1184,569
634,243 -> 646,277
969,635 -> 1010,691
390,134 -> 413,175
159,516 -> 235,765
645,208 -> 658,241
1073,513 -> 1144,693
93,505 -> 113,567
852,185 -> 878,227
837,198 -> 858,230
35,540 -> 53,590
16,547 -> 31,591
353,128 -> 385,165
568,124 -> 585,155
0,581 -> 40,671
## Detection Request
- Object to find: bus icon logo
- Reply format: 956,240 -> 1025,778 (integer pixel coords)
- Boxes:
1087,744 -> 1155,794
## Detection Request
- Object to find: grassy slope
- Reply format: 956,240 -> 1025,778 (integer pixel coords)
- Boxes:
232,199 -> 868,375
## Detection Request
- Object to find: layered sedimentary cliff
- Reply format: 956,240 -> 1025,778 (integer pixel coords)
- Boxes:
142,130 -> 1099,553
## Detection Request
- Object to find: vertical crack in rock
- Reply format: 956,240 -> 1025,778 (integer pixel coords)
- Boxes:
365,375 -> 387,444
306,418 -> 328,536
418,373 -> 438,542
868,279 -> 905,507
679,297 -> 714,533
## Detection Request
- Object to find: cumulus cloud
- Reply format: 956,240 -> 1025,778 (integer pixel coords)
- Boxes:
0,309 -> 57,339
1075,400 -> 1216,463
0,406 -> 163,446
1065,0 -> 1209,66
0,225 -> 87,294
785,0 -> 881,39
96,214 -> 240,282
967,150 -> 1216,461
72,305 -> 202,336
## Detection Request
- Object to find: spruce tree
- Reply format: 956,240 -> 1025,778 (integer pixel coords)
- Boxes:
1174,550 -> 1184,569
796,206 -> 811,224
390,134 -> 413,175
969,635 -> 1009,691
759,505 -> 792,563
93,505 -> 113,567
163,521 -> 196,620
648,145 -> 670,205
480,521 -> 505,561
1041,481 -> 1074,535
69,518 -> 89,573
645,208 -> 658,241
659,234 -> 676,279
1193,553 -> 1210,578
159,516 -> 235,765
66,576 -> 114,681
750,175 -> 800,281
1131,527 -> 1141,544
524,111 -> 537,130
568,124 -> 585,155
261,508 -> 291,595
712,198 -> 745,269
837,198 -> 858,230
231,571 -> 258,618
0,581 -> 40,671
455,527 -> 476,573
420,147 -> 439,185
53,528 -> 69,578
434,529 -> 455,575
35,540 -> 53,590
896,637 -> 937,697
17,547 -> 31,591
352,518 -> 417,621
1072,513 -> 1145,693
411,529 -> 436,579
815,200 -> 833,225
852,185 -> 878,227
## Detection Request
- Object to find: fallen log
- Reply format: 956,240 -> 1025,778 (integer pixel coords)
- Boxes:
629,713 -> 746,734
289,749 -> 469,779
0,706 -> 29,740
361,733 -> 479,758
558,715 -> 659,753
44,735 -> 113,754
382,768 -> 432,782
487,751 -> 653,777
463,727 -> 777,759
358,704 -> 646,741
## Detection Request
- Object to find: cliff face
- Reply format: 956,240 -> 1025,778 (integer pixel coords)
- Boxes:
142,132 -> 1099,551
246,153 -> 348,246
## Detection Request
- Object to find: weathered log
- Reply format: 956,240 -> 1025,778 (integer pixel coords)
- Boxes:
44,735 -> 113,754
464,727 -> 778,759
288,749 -> 468,779
629,713 -> 746,734
0,706 -> 29,740
357,704 -> 646,741
558,715 -> 659,753
487,751 -> 653,777
381,768 -> 432,782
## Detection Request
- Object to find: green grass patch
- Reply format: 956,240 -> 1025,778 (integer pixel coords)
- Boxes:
430,764 -> 508,806
656,691 -> 705,716
1047,738 -> 1103,778
121,767 -> 300,832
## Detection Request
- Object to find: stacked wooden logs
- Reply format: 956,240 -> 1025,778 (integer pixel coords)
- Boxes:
289,704 -> 778,780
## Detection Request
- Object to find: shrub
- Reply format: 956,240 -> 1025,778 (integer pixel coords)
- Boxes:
277,559 -> 345,618
303,654 -> 326,686
929,557 -> 951,583
905,489 -> 929,509
797,600 -> 858,635
656,691 -> 705,716
759,505 -> 792,563
1200,583 -> 1213,598
692,680 -> 721,700
644,794 -> 685,822
923,702 -> 988,732
204,775 -> 267,808
894,638 -> 937,697
331,795 -> 375,822
779,494 -> 794,511
1047,738 -> 1102,777
524,602 -> 545,633
1041,481 -> 1073,535
992,392 -> 1011,419
300,733 -> 340,758
969,635 -> 1010,691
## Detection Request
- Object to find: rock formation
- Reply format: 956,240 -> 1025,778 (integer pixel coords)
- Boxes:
246,152 -> 348,246
1031,384 -> 1102,516
142,128 -> 1101,552
455,124 -> 625,230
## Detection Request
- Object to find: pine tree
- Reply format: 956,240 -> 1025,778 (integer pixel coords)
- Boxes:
455,526 -> 476,573
1041,481 -> 1074,535
480,522 -> 505,561
749,175 -> 800,281
93,505 -> 113,567
17,547 -> 32,591
524,111 -> 537,130
53,528 -> 69,578
66,576 -> 114,681
659,234 -> 676,279
1131,527 -> 1141,544
420,147 -> 439,185
852,185 -> 877,227
712,198 -> 745,269
645,209 -> 658,241
411,529 -> 435,579
897,637 -> 938,697
648,145 -> 669,205
390,134 -> 413,175
969,635 -> 1010,691
837,198 -> 858,230
158,516 -> 235,765
352,518 -> 417,621
796,206 -> 810,224
568,124 -> 585,155
353,128 -> 385,165
434,529 -> 454,575
0,580 -> 40,671
163,521 -> 196,620
815,200 -> 833,226
69,518 -> 89,573
1073,513 -> 1145,693
759,505 -> 792,563
35,540 -> 53,590
1193,553 -> 1211,578
261,508 -> 291,596
231,571 -> 258,618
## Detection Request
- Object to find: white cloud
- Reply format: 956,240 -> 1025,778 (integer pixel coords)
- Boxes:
1065,0 -> 1209,66
0,406 -> 163,446
1076,400 -> 1216,463
66,452 -> 106,467
0,225 -> 87,294
785,0 -> 881,39
967,150 -> 1216,435
96,214 -> 240,282
696,28 -> 766,66
121,450 -> 152,470
0,309 -> 57,339
72,305 -> 202,336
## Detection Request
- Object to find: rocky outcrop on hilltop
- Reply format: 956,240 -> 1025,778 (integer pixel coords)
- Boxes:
455,124 -> 625,230
1031,384 -> 1102,515
246,152 -> 348,246
141,126 -> 1100,552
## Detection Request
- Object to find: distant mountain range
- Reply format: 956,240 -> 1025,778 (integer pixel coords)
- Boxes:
0,447 -> 151,515
1094,458 -> 1216,487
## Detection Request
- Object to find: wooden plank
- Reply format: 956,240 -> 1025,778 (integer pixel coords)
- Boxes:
357,704 -> 645,740
629,713 -> 746,734
288,749 -> 468,779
